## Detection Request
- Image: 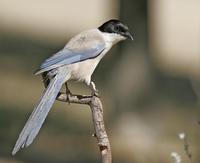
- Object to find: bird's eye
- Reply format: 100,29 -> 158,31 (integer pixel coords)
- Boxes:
114,26 -> 120,32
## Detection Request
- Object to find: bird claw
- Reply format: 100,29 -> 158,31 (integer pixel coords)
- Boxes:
92,90 -> 100,98
66,91 -> 72,104
90,81 -> 100,98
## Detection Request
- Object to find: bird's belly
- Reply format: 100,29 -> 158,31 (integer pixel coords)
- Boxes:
62,46 -> 110,84
68,57 -> 101,84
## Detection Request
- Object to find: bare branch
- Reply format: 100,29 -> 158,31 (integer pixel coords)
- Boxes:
57,92 -> 112,163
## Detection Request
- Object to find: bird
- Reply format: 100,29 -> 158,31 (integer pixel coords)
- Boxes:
12,19 -> 133,155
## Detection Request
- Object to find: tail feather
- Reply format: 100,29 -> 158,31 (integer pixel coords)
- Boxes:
12,70 -> 70,155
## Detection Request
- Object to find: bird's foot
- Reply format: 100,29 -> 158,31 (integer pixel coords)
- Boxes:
66,90 -> 72,104
92,90 -> 100,98
90,81 -> 100,97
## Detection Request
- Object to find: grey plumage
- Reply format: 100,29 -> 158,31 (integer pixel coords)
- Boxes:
12,30 -> 106,155
12,70 -> 70,155
12,20 -> 133,155
35,43 -> 105,75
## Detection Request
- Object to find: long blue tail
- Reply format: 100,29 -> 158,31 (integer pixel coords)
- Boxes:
12,70 -> 70,155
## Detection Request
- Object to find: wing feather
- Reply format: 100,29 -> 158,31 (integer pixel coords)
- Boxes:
34,43 -> 105,75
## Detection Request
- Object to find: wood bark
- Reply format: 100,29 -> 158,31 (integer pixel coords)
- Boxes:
57,92 -> 112,163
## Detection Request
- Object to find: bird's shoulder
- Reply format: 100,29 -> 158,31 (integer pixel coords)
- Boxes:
64,29 -> 105,52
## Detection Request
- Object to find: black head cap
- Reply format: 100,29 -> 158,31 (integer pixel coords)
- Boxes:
98,19 -> 133,40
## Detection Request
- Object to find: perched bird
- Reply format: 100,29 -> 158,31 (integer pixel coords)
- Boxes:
12,19 -> 133,155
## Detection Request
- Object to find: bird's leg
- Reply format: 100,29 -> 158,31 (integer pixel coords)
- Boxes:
90,81 -> 100,97
65,82 -> 72,103
42,72 -> 50,88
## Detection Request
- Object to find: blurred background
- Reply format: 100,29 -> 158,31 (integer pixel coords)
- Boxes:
0,0 -> 200,162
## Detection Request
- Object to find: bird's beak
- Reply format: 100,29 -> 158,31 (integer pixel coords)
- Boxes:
124,31 -> 134,40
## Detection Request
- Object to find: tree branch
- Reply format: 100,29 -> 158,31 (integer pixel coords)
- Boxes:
57,92 -> 112,163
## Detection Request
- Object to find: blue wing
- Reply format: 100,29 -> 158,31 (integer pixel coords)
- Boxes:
34,43 -> 105,75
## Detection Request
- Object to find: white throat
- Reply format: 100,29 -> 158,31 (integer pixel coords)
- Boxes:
100,32 -> 126,46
